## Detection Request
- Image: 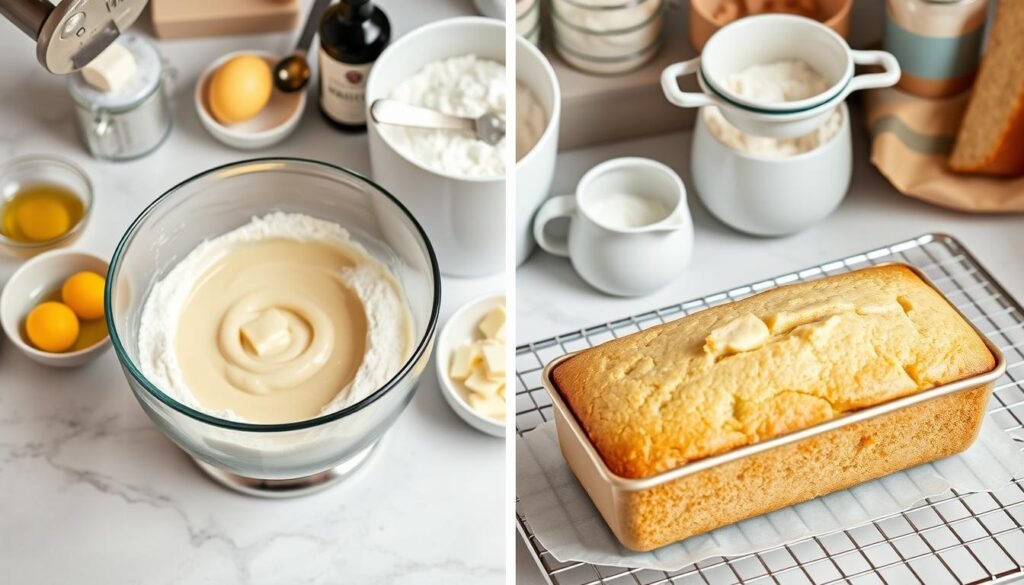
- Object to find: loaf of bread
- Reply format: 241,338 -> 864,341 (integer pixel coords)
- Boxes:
553,265 -> 995,480
949,0 -> 1024,175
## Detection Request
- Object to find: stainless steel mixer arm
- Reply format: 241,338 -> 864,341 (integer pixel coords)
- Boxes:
0,0 -> 52,38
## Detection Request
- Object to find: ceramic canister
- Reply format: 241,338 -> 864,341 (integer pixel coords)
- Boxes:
884,0 -> 989,98
551,0 -> 665,75
68,34 -> 172,161
517,0 -> 541,46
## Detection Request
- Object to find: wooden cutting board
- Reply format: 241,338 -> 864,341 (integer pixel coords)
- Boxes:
151,0 -> 300,39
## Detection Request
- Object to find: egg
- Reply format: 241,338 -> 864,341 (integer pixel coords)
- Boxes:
15,197 -> 71,242
208,55 -> 273,124
62,271 -> 106,320
26,302 -> 79,353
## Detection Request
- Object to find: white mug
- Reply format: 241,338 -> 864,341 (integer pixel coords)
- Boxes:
661,14 -> 900,138
532,158 -> 694,297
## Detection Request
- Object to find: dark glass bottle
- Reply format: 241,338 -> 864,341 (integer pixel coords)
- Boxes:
317,0 -> 391,132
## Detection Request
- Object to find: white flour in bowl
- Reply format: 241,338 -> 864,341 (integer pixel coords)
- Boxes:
705,59 -> 842,157
726,59 -> 831,104
703,106 -> 843,158
382,54 -> 547,178
384,55 -> 504,177
517,82 -> 546,161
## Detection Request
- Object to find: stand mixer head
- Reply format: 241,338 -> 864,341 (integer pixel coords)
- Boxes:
0,0 -> 147,74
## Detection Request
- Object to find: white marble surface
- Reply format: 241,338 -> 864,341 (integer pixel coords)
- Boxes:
0,2 -> 506,584
515,109 -> 1024,583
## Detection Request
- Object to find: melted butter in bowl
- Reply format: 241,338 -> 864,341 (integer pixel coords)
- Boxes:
139,213 -> 414,425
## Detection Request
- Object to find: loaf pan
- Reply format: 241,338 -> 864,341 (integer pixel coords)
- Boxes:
541,264 -> 1006,552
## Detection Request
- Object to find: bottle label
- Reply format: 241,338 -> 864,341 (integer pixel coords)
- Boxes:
319,48 -> 371,124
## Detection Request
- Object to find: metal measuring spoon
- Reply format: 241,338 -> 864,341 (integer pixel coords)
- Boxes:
369,99 -> 506,145
273,0 -> 332,93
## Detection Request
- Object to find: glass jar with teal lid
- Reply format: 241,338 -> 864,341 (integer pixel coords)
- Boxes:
884,0 -> 989,97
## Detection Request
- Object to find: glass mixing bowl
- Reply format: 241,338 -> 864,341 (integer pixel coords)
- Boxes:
105,158 -> 440,489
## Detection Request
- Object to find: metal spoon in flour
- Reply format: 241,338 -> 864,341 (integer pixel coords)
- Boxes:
369,99 -> 506,145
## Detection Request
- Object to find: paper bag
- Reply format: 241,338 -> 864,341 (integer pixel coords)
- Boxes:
864,88 -> 1024,212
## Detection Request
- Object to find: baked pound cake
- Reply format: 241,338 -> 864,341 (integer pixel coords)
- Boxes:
949,0 -> 1024,175
550,265 -> 998,550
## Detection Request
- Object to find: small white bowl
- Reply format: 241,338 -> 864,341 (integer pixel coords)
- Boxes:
195,51 -> 306,150
0,249 -> 111,367
435,293 -> 506,438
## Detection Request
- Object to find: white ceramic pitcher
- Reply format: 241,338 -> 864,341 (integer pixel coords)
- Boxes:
532,158 -> 693,297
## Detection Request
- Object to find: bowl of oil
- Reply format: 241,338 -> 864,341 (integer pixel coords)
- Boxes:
0,249 -> 110,367
0,156 -> 92,258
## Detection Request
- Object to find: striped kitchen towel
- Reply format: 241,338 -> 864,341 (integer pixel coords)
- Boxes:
865,87 -> 1024,212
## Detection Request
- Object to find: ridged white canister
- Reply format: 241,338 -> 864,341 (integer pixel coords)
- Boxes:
884,0 -> 989,97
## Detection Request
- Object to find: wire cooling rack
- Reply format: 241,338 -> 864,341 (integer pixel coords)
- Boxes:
516,234 -> 1024,585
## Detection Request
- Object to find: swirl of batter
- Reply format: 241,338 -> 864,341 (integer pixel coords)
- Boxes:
217,290 -> 336,396
173,238 -> 370,422
137,213 -> 414,425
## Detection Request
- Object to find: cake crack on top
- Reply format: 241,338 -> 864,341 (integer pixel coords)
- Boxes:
552,265 -> 995,479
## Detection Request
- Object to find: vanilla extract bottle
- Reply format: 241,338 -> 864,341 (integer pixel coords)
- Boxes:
318,0 -> 391,131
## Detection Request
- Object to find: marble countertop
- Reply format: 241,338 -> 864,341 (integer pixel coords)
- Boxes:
515,109 -> 1024,583
0,2 -> 505,584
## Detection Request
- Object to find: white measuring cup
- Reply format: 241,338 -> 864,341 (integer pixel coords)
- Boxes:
661,14 -> 900,138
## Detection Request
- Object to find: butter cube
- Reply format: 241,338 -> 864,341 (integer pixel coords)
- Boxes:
468,392 -> 505,420
240,309 -> 291,357
493,321 -> 505,342
704,313 -> 769,357
449,343 -> 480,381
83,41 -> 138,93
465,364 -> 504,396
478,306 -> 506,341
481,342 -> 505,380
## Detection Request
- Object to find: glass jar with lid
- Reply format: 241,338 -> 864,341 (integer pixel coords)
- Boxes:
67,34 -> 172,161
517,0 -> 541,45
552,0 -> 666,75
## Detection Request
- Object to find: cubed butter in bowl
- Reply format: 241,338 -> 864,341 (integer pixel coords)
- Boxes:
435,293 -> 506,437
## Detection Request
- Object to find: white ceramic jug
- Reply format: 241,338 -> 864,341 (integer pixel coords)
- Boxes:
532,158 -> 694,297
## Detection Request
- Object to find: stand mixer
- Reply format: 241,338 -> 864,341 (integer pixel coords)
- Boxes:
0,0 -> 147,74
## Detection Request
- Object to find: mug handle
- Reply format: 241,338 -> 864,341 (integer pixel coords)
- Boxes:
533,195 -> 577,258
846,50 -> 902,95
661,58 -> 719,109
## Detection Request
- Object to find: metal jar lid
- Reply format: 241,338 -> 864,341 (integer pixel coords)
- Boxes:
67,33 -> 162,112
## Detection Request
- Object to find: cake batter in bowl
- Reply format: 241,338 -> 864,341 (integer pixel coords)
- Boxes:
105,158 -> 440,497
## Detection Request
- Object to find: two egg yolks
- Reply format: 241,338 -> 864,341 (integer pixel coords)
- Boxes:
24,271 -> 107,353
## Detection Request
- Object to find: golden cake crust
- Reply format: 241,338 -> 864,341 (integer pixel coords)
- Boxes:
553,265 -> 995,480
